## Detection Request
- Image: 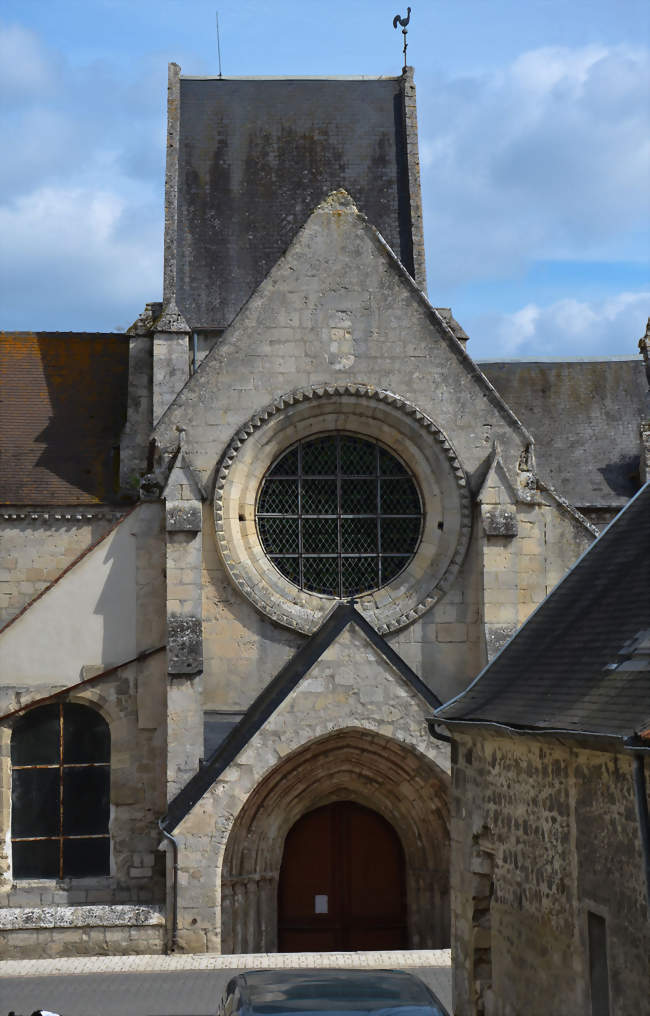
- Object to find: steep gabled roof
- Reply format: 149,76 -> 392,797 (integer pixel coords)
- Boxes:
163,603 -> 440,831
437,482 -> 650,740
0,332 -> 129,505
170,72 -> 423,330
480,359 -> 648,510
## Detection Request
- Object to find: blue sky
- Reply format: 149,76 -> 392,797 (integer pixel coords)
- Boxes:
1,0 -> 648,358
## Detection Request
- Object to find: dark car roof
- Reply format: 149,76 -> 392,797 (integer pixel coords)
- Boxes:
228,969 -> 442,1014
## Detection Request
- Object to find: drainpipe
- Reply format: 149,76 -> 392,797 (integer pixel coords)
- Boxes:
192,332 -> 198,375
632,754 -> 650,909
159,818 -> 179,952
427,718 -> 453,744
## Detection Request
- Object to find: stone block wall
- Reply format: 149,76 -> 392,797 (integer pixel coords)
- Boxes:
200,486 -> 589,716
201,497 -> 304,710
400,67 -> 427,294
201,505 -> 485,713
150,193 -> 594,714
388,549 -> 485,706
0,511 -> 124,629
171,623 -> 451,954
0,904 -> 165,959
0,500 -> 168,958
449,731 -> 650,1016
477,468 -> 593,659
0,651 -> 168,958
154,331 -> 190,426
153,194 -> 529,510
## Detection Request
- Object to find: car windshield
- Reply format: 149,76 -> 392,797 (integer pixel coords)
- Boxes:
234,971 -> 446,1015
250,1007 -> 442,1016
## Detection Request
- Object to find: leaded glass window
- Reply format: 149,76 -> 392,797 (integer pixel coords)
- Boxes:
11,703 -> 110,879
256,435 -> 423,597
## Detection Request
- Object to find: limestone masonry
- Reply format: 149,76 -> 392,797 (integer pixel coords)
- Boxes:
0,62 -> 648,1006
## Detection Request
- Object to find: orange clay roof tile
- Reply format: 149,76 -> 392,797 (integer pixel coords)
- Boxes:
0,332 -> 130,505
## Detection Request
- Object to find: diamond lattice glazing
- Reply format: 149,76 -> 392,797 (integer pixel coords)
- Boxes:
256,434 -> 423,596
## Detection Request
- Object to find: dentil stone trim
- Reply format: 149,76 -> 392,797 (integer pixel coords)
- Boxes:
213,384 -> 472,634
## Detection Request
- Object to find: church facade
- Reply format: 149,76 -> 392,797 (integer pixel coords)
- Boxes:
0,65 -> 647,958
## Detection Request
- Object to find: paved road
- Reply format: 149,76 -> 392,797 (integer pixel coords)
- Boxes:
0,957 -> 451,1016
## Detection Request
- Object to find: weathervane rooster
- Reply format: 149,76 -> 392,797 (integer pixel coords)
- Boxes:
393,7 -> 411,72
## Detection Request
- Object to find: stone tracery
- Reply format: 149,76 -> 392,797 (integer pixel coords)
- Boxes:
214,384 -> 472,634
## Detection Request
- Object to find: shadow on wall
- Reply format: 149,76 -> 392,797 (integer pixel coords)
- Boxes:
93,514 -> 138,668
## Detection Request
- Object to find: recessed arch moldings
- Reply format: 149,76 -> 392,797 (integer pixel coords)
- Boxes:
220,727 -> 451,953
214,384 -> 472,634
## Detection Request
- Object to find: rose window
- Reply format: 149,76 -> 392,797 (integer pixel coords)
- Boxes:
256,434 -> 423,597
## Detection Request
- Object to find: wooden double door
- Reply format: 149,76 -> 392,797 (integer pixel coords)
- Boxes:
278,800 -> 407,951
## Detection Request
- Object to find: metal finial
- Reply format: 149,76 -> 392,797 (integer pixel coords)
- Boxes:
393,7 -> 411,72
216,11 -> 223,78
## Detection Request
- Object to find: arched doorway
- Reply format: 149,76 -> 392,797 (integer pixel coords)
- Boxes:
278,801 -> 407,951
221,728 -> 450,953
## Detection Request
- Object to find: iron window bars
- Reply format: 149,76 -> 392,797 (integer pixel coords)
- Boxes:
256,434 -> 423,597
11,702 -> 110,879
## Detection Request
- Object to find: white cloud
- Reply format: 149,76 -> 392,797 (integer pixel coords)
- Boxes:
0,22 -> 164,329
419,45 -> 650,287
509,44 -> 608,96
469,290 -> 650,358
0,23 -> 60,99
0,26 -> 647,343
0,186 -> 161,330
0,22 -> 165,201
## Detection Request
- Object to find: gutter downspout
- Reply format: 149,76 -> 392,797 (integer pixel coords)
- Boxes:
159,818 -> 179,953
632,754 -> 650,909
427,718 -> 453,743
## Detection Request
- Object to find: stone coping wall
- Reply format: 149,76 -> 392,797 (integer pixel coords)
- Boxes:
0,903 -> 164,929
0,904 -> 166,959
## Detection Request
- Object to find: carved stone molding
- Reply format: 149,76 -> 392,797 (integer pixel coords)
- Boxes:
214,384 -> 472,634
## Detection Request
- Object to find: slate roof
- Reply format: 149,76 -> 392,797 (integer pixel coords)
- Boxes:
174,76 -> 416,330
163,603 -> 440,832
0,332 -> 129,505
480,359 -> 648,509
437,482 -> 650,740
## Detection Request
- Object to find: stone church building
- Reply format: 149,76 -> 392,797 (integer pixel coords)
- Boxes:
437,482 -> 650,1016
0,65 -> 647,958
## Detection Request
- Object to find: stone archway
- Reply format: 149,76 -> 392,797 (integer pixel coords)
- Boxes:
220,728 -> 450,953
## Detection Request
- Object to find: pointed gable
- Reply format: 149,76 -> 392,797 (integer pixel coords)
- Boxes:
163,603 -> 441,831
153,190 -> 531,497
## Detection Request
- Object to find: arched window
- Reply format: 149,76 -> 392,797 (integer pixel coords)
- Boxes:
11,703 -> 110,879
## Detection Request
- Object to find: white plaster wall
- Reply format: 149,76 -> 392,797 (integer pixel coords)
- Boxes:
0,509 -> 142,684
